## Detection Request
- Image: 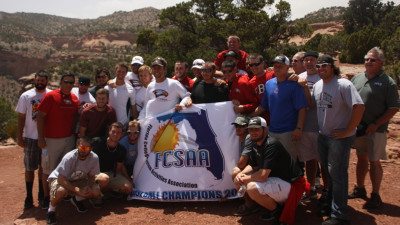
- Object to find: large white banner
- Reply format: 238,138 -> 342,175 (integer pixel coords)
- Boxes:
128,102 -> 240,201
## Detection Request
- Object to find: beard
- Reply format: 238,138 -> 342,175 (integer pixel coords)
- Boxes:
35,83 -> 46,90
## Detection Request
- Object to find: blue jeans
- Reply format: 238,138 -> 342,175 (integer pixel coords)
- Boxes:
318,134 -> 354,220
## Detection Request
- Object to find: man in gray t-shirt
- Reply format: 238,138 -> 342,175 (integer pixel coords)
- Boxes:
46,137 -> 109,225
312,54 -> 364,225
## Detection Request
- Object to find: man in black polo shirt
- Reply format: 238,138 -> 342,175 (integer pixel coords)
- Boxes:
233,117 -> 303,222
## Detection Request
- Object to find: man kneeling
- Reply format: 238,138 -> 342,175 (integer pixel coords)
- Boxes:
233,117 -> 303,222
46,137 -> 109,225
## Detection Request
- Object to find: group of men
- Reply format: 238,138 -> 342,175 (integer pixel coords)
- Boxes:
16,33 -> 399,225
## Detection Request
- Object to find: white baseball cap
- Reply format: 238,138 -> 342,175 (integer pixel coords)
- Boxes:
192,59 -> 205,69
131,56 -> 144,65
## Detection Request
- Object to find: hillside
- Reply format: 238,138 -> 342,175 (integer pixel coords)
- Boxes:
293,6 -> 346,24
0,7 -> 160,78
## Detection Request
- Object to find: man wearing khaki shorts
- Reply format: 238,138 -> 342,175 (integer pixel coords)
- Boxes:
350,47 -> 400,209
46,137 -> 109,225
37,72 -> 80,209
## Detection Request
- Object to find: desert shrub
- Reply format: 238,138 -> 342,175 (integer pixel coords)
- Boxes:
0,97 -> 18,141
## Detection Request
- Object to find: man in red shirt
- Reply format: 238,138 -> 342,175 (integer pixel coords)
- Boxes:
222,60 -> 258,115
215,35 -> 249,71
247,54 -> 275,104
172,61 -> 194,92
37,72 -> 79,209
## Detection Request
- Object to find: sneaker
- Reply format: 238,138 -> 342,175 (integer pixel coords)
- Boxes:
322,218 -> 350,225
363,192 -> 383,209
260,204 -> 282,221
319,202 -> 331,217
24,196 -> 33,209
70,196 -> 88,213
348,186 -> 367,199
302,187 -> 318,202
41,196 -> 50,209
89,197 -> 103,208
46,211 -> 57,225
233,204 -> 260,216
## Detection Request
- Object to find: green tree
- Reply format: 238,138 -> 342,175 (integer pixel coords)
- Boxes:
137,29 -> 158,53
343,0 -> 395,33
155,0 -> 306,65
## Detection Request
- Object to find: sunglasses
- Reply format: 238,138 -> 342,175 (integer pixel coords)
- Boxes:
248,62 -> 262,67
128,131 -> 140,134
63,80 -> 74,85
364,58 -> 377,63
201,68 -> 213,73
234,124 -> 247,128
316,63 -> 331,69
78,145 -> 92,151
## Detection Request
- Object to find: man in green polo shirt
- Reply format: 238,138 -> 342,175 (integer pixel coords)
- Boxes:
350,47 -> 400,209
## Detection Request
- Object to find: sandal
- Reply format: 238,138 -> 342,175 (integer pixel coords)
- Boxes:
234,204 -> 259,216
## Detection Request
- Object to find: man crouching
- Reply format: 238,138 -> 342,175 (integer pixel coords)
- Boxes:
46,137 -> 109,225
233,117 -> 304,223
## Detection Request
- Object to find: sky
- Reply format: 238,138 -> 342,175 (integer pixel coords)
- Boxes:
1,0 -> 399,20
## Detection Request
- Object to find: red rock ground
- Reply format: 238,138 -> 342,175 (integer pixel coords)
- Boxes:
1,113 -> 399,225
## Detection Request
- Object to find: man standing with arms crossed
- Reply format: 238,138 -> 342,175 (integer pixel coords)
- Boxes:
349,47 -> 400,209
37,72 -> 80,209
16,70 -> 50,209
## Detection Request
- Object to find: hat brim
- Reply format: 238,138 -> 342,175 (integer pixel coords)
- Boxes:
192,65 -> 202,69
131,60 -> 144,65
247,125 -> 263,129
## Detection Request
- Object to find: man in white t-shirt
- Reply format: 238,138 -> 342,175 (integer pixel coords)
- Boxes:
16,70 -> 51,209
297,51 -> 321,199
105,63 -> 137,127
139,57 -> 192,119
125,55 -> 144,91
71,76 -> 96,108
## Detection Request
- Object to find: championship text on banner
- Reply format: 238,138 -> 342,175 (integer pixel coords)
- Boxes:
128,101 -> 240,201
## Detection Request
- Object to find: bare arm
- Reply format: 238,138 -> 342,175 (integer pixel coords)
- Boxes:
292,107 -> 306,141
238,168 -> 271,185
130,105 -> 139,119
78,126 -> 87,138
58,175 -> 91,198
250,106 -> 266,117
366,108 -> 399,134
36,111 -> 47,148
332,104 -> 365,139
116,162 -> 131,180
17,113 -> 26,147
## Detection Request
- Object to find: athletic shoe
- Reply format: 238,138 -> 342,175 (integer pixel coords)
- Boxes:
363,192 -> 383,209
348,186 -> 367,199
24,196 -> 33,209
260,204 -> 282,221
70,196 -> 88,213
42,196 -> 50,209
233,204 -> 260,216
322,218 -> 350,225
46,211 -> 57,225
301,187 -> 318,202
